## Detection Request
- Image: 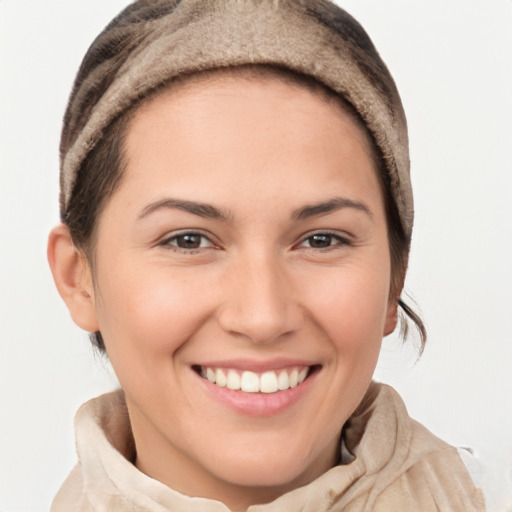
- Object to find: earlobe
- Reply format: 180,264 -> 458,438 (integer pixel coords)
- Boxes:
47,224 -> 99,332
384,300 -> 399,336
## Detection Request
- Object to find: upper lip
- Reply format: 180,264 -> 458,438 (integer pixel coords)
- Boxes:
193,358 -> 319,373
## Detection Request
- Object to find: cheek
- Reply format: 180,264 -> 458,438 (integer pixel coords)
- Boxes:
302,259 -> 390,354
94,261 -> 216,361
311,266 -> 389,326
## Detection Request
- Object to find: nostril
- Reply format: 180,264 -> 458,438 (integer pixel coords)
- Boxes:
217,303 -> 304,345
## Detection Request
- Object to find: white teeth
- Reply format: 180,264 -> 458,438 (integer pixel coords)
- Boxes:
200,366 -> 312,393
215,368 -> 227,387
289,369 -> 299,388
277,370 -> 289,390
227,370 -> 241,390
206,368 -> 216,383
260,371 -> 278,393
241,371 -> 259,393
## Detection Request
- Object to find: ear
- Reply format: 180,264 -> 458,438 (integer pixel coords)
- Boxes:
47,224 -> 99,332
383,299 -> 399,336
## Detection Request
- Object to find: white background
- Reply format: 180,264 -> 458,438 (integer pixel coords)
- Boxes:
0,1 -> 511,511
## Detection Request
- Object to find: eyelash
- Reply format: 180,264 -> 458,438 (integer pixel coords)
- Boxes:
297,231 -> 352,251
159,231 -> 215,252
159,230 -> 351,254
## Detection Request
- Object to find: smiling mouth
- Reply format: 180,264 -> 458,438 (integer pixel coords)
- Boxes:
193,365 -> 320,394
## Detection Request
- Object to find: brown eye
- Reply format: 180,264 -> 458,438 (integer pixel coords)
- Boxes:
307,234 -> 334,248
299,232 -> 350,250
176,234 -> 202,249
163,232 -> 212,250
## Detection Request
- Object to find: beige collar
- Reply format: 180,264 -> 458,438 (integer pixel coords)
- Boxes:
51,382 -> 484,512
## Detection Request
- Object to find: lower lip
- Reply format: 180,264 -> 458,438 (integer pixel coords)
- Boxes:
194,369 -> 318,417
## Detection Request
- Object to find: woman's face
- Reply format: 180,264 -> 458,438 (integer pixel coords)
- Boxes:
89,75 -> 396,508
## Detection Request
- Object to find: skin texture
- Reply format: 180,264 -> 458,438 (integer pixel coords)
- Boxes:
48,75 -> 398,511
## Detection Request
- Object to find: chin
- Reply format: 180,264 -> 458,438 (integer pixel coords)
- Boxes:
205,440 -> 329,490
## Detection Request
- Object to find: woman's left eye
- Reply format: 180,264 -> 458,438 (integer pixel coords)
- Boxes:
161,232 -> 213,250
299,233 -> 349,249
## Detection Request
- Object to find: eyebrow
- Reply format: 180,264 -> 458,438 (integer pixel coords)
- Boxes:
292,197 -> 373,221
138,198 -> 232,221
138,196 -> 372,223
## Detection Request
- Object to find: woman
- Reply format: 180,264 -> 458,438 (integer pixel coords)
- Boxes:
47,1 -> 485,510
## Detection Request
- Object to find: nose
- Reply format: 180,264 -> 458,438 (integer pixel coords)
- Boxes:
217,252 -> 303,344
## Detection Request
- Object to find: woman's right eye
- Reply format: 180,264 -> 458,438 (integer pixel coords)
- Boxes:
161,232 -> 213,251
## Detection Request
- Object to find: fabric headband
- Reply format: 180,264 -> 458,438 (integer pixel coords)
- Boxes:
59,0 -> 413,237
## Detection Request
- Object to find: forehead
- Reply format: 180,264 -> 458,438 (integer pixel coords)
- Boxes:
128,67 -> 378,166
118,72 -> 384,218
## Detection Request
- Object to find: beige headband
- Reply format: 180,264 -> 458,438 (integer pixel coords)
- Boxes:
60,0 -> 413,237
